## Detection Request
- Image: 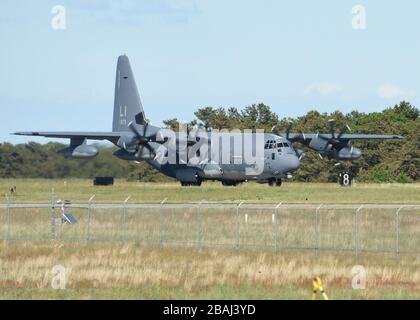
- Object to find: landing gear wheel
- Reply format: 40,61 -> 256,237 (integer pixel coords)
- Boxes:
268,179 -> 282,187
222,181 -> 238,187
180,181 -> 202,187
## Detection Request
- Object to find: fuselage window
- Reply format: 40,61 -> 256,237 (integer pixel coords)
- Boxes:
284,143 -> 290,147
272,153 -> 275,160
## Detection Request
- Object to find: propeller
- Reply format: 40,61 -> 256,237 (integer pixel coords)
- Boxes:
127,121 -> 160,159
271,121 -> 306,141
324,119 -> 351,145
316,119 -> 353,159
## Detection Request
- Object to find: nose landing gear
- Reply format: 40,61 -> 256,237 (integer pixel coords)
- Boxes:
222,180 -> 240,187
268,178 -> 282,187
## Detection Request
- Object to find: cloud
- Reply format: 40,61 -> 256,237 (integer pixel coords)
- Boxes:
71,0 -> 200,24
304,82 -> 342,96
376,84 -> 406,99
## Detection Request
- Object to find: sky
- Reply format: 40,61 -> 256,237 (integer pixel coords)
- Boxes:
1,0 -> 419,144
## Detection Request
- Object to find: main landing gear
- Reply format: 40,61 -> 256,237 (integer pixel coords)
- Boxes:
268,178 -> 282,187
180,181 -> 202,187
222,181 -> 240,187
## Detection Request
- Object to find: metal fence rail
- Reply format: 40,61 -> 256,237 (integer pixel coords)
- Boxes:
1,198 -> 419,256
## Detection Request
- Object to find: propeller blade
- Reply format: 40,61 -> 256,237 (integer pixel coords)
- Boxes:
271,126 -> 279,136
337,125 -> 351,139
143,121 -> 148,137
135,143 -> 156,159
328,119 -> 336,139
145,143 -> 156,158
285,121 -> 293,140
128,121 -> 142,138
135,144 -> 145,158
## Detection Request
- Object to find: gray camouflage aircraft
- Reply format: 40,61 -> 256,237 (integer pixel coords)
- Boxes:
15,55 -> 403,187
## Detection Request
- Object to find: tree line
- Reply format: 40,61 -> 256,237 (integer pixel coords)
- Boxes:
0,101 -> 418,183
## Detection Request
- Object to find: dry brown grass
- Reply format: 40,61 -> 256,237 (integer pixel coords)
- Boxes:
0,243 -> 419,299
0,179 -> 419,299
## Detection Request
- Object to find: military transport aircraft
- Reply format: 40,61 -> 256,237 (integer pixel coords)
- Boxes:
14,55 -> 402,187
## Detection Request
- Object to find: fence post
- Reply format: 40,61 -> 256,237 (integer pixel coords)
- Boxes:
196,200 -> 203,250
236,201 -> 245,251
86,195 -> 95,242
355,205 -> 363,258
160,198 -> 167,249
50,189 -> 56,241
395,206 -> 404,257
315,204 -> 323,255
274,202 -> 282,253
122,196 -> 131,243
5,194 -> 11,245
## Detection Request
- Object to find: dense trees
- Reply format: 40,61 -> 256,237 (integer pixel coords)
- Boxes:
0,101 -> 418,182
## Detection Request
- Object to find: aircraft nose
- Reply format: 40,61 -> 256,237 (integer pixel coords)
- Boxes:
283,154 -> 300,173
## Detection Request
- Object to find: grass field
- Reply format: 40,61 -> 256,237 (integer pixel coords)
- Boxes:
0,179 -> 419,300
1,179 -> 419,204
0,244 -> 419,300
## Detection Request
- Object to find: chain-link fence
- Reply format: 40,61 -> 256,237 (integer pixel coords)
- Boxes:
1,198 -> 419,256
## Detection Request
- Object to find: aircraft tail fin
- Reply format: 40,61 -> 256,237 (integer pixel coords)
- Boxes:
112,55 -> 146,132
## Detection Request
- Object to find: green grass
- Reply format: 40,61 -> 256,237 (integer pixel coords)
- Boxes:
1,179 -> 419,204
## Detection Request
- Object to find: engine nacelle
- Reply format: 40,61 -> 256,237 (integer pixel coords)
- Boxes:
58,144 -> 99,159
336,147 -> 362,160
113,149 -> 137,161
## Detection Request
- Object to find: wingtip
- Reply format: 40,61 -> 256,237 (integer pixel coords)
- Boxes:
13,132 -> 39,136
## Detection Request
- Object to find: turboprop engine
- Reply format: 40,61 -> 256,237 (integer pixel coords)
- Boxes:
58,140 -> 99,159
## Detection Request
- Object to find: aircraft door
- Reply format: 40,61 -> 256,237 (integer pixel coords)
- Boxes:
264,150 -> 272,171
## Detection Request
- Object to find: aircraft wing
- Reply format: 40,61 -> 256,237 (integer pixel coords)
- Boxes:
287,133 -> 403,141
14,131 -> 122,143
13,130 -> 210,145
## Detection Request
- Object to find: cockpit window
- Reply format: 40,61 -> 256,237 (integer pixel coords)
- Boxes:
266,140 -> 292,149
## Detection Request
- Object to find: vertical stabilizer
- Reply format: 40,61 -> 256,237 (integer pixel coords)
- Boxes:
112,55 -> 146,132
